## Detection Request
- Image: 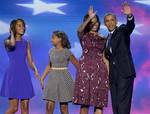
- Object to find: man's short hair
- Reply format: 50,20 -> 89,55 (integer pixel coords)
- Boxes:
104,13 -> 117,22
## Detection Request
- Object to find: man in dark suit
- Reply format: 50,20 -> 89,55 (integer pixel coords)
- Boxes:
104,2 -> 136,114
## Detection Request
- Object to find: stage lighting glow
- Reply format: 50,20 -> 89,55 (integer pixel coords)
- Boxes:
133,24 -> 144,35
0,20 -> 9,34
135,0 -> 150,5
101,22 -> 144,35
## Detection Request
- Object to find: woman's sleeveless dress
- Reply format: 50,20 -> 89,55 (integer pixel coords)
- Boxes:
0,39 -> 35,99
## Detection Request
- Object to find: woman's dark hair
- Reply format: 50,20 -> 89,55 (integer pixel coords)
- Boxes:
83,14 -> 100,33
53,31 -> 71,49
8,18 -> 26,39
7,19 -> 16,40
5,18 -> 26,51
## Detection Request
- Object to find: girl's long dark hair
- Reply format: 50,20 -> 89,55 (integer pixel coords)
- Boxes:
5,19 -> 26,51
53,31 -> 71,49
8,20 -> 16,39
83,14 -> 100,33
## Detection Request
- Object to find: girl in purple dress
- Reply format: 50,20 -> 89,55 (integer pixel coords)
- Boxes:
73,6 -> 109,114
0,19 -> 40,114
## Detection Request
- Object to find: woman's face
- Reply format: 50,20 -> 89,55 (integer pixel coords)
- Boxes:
90,16 -> 100,32
91,22 -> 99,32
91,16 -> 97,23
15,20 -> 25,35
51,34 -> 61,46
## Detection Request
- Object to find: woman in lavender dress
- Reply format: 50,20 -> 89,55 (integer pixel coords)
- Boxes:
0,19 -> 40,114
73,7 -> 109,114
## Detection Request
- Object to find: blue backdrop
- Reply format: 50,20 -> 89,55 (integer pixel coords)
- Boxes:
0,0 -> 150,114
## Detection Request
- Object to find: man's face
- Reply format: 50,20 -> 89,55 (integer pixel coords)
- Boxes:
104,15 -> 117,32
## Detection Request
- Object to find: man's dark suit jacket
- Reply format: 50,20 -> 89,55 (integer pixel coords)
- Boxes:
105,16 -> 136,78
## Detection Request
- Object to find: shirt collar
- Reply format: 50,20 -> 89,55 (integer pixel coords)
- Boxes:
110,29 -> 116,34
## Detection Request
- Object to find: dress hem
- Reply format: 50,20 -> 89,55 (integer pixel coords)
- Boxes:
0,94 -> 35,99
72,100 -> 108,108
43,98 -> 72,103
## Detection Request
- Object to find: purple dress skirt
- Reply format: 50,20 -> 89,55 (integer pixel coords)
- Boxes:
73,33 -> 109,108
0,39 -> 35,99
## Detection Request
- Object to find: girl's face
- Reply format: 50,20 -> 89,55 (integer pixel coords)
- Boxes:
51,34 -> 62,46
15,20 -> 25,35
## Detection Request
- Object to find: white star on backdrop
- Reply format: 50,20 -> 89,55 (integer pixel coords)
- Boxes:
101,22 -> 144,35
17,0 -> 67,15
135,0 -> 150,5
0,20 -> 9,35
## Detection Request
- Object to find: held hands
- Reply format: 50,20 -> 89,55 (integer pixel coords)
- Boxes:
34,68 -> 44,90
88,6 -> 97,19
40,76 -> 44,90
33,63 -> 40,81
34,69 -> 44,90
34,69 -> 41,81
121,2 -> 132,16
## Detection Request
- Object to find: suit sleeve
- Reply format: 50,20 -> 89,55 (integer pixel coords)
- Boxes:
124,15 -> 135,35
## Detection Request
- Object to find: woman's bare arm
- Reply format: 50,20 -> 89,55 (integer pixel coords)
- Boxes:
78,6 -> 97,38
77,17 -> 91,38
103,51 -> 109,75
5,30 -> 16,46
70,55 -> 79,69
27,41 -> 40,80
41,63 -> 51,81
40,62 -> 51,89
